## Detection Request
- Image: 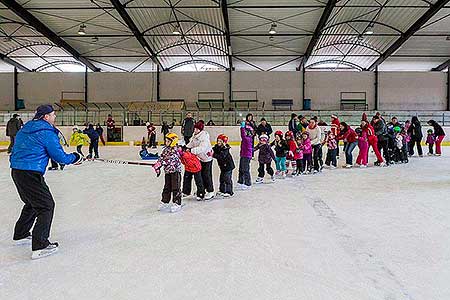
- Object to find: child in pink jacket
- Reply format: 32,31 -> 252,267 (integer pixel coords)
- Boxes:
301,131 -> 312,174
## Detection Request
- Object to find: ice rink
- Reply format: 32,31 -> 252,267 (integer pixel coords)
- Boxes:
1,146 -> 449,300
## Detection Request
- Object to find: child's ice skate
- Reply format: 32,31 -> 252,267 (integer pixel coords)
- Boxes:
158,201 -> 171,211
170,203 -> 183,213
255,177 -> 264,184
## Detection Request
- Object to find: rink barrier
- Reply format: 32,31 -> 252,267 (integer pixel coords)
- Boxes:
2,141 -> 450,147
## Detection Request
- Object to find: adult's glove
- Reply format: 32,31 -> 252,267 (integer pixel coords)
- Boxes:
72,152 -> 83,165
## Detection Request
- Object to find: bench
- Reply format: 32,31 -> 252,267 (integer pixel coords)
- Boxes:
197,99 -> 225,111
340,100 -> 368,111
340,92 -> 368,111
197,92 -> 225,111
272,99 -> 293,110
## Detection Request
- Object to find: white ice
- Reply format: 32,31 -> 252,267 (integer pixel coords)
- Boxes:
1,146 -> 449,300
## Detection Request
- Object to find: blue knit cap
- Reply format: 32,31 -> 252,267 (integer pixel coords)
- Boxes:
33,104 -> 54,120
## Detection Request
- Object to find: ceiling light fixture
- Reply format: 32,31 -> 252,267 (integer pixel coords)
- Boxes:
269,23 -> 277,35
364,23 -> 374,35
78,24 -> 86,35
173,25 -> 181,35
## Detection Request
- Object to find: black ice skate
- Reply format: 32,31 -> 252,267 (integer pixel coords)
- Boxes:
31,242 -> 59,260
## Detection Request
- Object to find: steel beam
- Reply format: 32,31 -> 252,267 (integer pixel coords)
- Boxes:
447,69 -> 450,111
432,59 -> 450,71
0,53 -> 31,72
220,0 -> 233,70
367,0 -> 450,71
1,0 -> 100,72
300,0 -> 337,68
374,67 -> 379,110
14,67 -> 19,110
110,0 -> 164,69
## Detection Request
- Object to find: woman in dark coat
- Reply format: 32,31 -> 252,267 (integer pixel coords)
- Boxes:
427,120 -> 446,156
407,116 -> 423,157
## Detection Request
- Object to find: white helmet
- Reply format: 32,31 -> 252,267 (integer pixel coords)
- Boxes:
145,122 -> 150,126
73,125 -> 79,130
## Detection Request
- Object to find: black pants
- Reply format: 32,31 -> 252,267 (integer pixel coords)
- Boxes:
312,144 -> 323,171
219,170 -> 233,195
89,139 -> 99,157
8,136 -> 15,153
107,128 -> 114,142
200,161 -> 214,193
162,172 -> 182,205
409,137 -> 423,156
258,162 -> 274,178
377,139 -> 389,164
325,148 -> 338,167
302,153 -> 313,172
296,159 -> 304,173
238,157 -> 251,186
12,169 -> 55,251
184,135 -> 192,145
149,134 -> 157,148
182,171 -> 205,198
428,144 -> 434,154
76,145 -> 84,156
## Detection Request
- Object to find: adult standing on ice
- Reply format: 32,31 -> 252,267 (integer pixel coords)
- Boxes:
6,113 -> 21,154
427,120 -> 445,156
10,105 -> 83,259
181,112 -> 195,145
186,120 -> 215,200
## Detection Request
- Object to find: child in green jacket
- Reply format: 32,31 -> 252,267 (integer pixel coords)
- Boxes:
70,126 -> 88,155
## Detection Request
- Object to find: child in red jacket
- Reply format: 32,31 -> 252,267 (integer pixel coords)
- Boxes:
180,146 -> 205,200
285,131 -> 297,176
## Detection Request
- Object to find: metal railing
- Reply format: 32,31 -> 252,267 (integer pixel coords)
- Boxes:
1,109 -> 450,127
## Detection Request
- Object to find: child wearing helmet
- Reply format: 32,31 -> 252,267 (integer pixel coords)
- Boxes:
212,134 -> 235,197
301,131 -> 313,174
426,129 -> 435,156
153,133 -> 183,213
69,126 -> 88,156
270,130 -> 289,178
254,134 -> 275,183
284,131 -> 297,176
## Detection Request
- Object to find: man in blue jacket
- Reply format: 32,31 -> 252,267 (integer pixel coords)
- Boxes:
10,104 -> 83,260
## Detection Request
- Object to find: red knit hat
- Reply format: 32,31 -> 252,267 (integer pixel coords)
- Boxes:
194,120 -> 204,131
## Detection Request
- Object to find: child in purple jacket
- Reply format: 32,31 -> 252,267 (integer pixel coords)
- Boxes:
426,129 -> 436,155
238,121 -> 254,189
254,134 -> 275,183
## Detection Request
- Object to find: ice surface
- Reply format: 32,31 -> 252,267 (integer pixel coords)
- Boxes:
1,146 -> 449,300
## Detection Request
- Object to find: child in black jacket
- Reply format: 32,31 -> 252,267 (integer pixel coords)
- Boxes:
212,134 -> 235,197
271,130 -> 289,178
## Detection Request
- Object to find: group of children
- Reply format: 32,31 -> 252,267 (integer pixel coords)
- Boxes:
152,115 -> 445,213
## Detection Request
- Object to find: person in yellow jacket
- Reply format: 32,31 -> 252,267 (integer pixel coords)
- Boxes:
70,126 -> 89,156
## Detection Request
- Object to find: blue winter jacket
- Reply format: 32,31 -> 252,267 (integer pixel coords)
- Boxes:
10,120 -> 76,174
83,126 -> 99,141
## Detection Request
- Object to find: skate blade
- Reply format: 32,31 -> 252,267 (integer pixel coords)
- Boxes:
31,248 -> 58,260
14,237 -> 32,246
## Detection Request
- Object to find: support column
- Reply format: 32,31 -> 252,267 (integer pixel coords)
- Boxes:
156,65 -> 160,102
374,66 -> 379,111
228,68 -> 232,102
13,67 -> 18,110
84,66 -> 88,103
447,69 -> 449,111
302,67 -> 305,110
